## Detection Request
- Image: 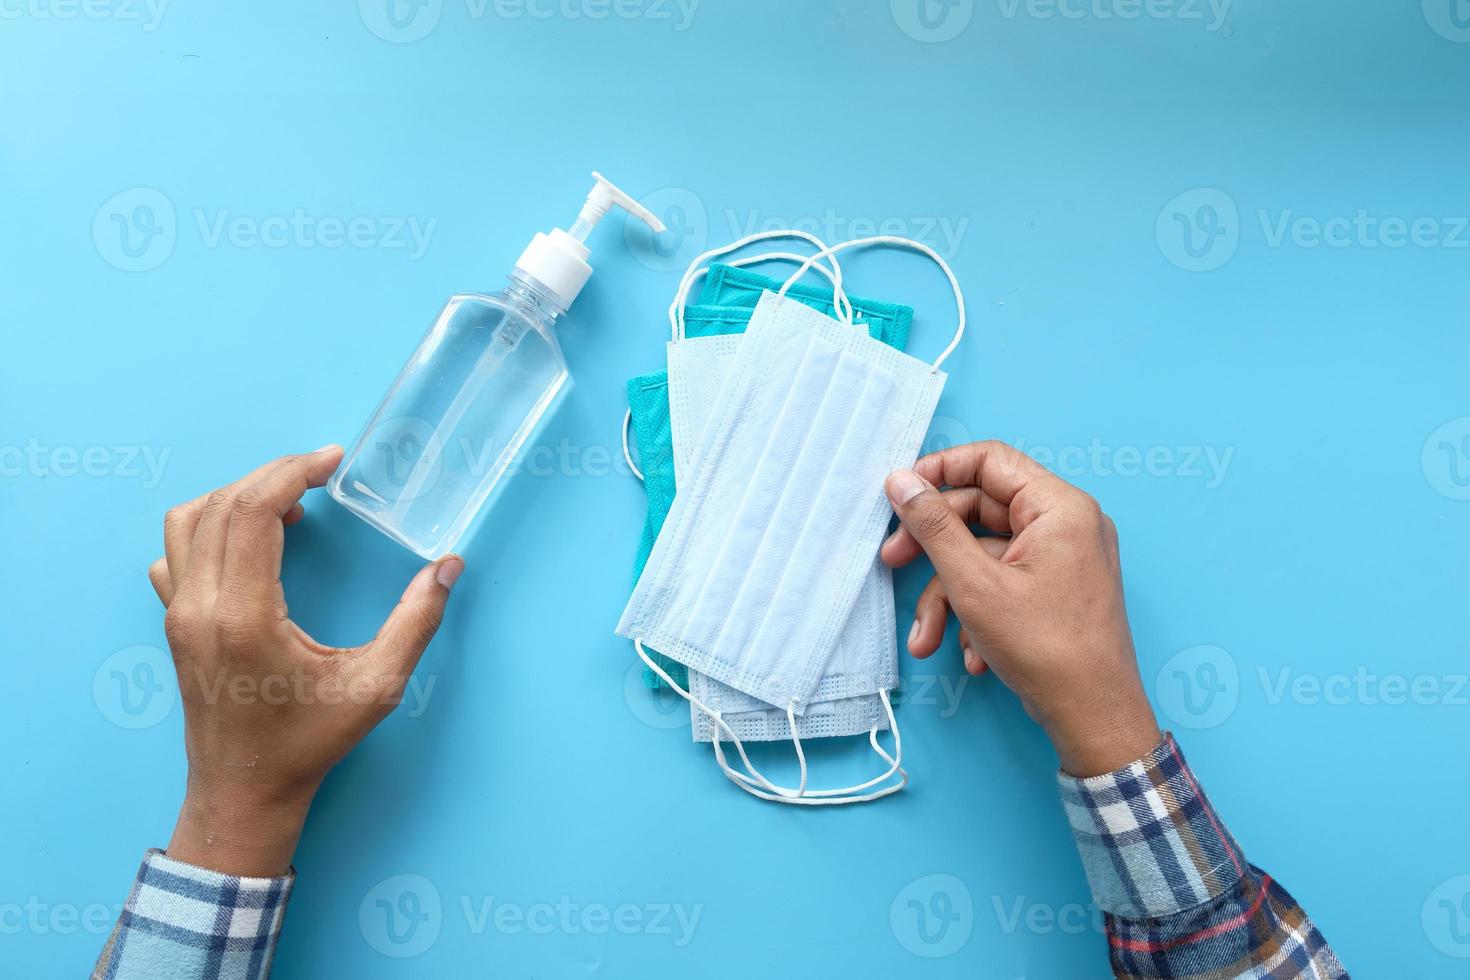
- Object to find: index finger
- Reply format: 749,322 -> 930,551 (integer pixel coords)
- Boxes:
913,440 -> 1054,499
914,440 -> 1071,533
220,445 -> 343,600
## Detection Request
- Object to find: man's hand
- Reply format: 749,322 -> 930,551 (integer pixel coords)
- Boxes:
883,440 -> 1159,777
148,446 -> 463,876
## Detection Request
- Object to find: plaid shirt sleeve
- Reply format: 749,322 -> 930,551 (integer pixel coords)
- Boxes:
92,849 -> 294,980
1058,733 -> 1349,979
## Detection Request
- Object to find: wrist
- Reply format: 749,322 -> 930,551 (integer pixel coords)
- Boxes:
1047,694 -> 1161,778
167,782 -> 316,877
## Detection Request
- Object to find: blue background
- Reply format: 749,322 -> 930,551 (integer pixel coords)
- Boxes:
4,1 -> 1469,976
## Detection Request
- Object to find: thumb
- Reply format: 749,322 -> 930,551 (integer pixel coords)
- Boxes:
885,469 -> 1003,600
368,556 -> 463,675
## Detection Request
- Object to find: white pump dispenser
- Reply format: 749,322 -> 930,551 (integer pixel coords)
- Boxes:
330,171 -> 664,559
515,172 -> 667,308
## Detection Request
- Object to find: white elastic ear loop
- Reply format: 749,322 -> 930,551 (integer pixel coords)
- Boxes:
621,408 -> 644,482
668,230 -> 854,341
672,250 -> 847,342
634,640 -> 906,805
635,640 -> 807,799
711,692 -> 906,806
635,641 -> 905,804
777,235 -> 966,373
673,249 -> 846,340
669,230 -> 849,339
624,248 -> 851,482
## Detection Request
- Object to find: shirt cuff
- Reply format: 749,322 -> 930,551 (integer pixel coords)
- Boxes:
1057,732 -> 1247,919
99,849 -> 294,980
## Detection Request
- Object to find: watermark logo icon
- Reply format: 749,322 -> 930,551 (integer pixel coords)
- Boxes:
623,660 -> 688,730
890,873 -> 973,958
356,416 -> 444,503
1156,644 -> 1238,729
1424,875 -> 1470,957
360,874 -> 442,957
94,188 -> 176,272
1156,188 -> 1239,272
629,187 -> 708,273
1423,417 -> 1470,501
1424,0 -> 1470,42
93,645 -> 175,729
891,0 -> 974,42
360,0 -> 442,42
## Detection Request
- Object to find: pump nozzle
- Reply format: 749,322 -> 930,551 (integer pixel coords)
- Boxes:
515,171 -> 666,310
568,171 -> 666,242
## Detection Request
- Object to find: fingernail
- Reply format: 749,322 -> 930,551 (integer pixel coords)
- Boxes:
314,443 -> 341,455
436,557 -> 463,589
963,644 -> 979,672
908,618 -> 921,647
887,469 -> 926,507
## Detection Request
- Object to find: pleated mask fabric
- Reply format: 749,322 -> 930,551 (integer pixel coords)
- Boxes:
624,270 -> 913,693
666,331 -> 898,742
617,290 -> 946,714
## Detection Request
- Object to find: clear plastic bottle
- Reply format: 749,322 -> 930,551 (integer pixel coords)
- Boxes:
329,173 -> 665,559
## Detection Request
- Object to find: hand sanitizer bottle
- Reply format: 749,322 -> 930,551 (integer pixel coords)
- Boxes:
329,172 -> 666,559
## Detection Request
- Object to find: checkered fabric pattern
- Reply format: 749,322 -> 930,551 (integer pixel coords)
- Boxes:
1059,733 -> 1348,979
93,849 -> 294,980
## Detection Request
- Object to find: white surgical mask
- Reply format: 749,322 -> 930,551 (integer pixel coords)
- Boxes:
618,234 -> 966,804
620,235 -> 891,745
668,331 -> 898,744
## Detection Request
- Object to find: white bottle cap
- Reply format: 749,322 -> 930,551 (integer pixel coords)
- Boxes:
514,171 -> 666,309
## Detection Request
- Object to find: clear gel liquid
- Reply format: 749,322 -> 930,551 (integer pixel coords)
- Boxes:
330,275 -> 568,558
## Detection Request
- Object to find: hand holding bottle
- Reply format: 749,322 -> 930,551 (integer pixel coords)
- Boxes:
148,448 -> 462,875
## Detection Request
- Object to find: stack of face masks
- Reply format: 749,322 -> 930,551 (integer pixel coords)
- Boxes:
624,262 -> 915,694
618,231 -> 965,805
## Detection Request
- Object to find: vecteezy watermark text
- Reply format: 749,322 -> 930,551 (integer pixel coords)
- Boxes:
1,440 -> 170,488
358,874 -> 702,958
1158,187 -> 1470,272
626,187 -> 972,273
460,895 -> 701,944
1258,666 -> 1469,709
183,665 -> 437,718
1014,438 -> 1235,489
994,0 -> 1229,31
0,897 -> 122,936
93,646 -> 438,730
1156,644 -> 1470,730
0,0 -> 168,30
193,210 -> 435,259
890,0 -> 1229,43
94,187 -> 437,272
723,209 -> 969,260
358,0 -> 699,43
992,895 -> 1105,935
892,672 -> 971,719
